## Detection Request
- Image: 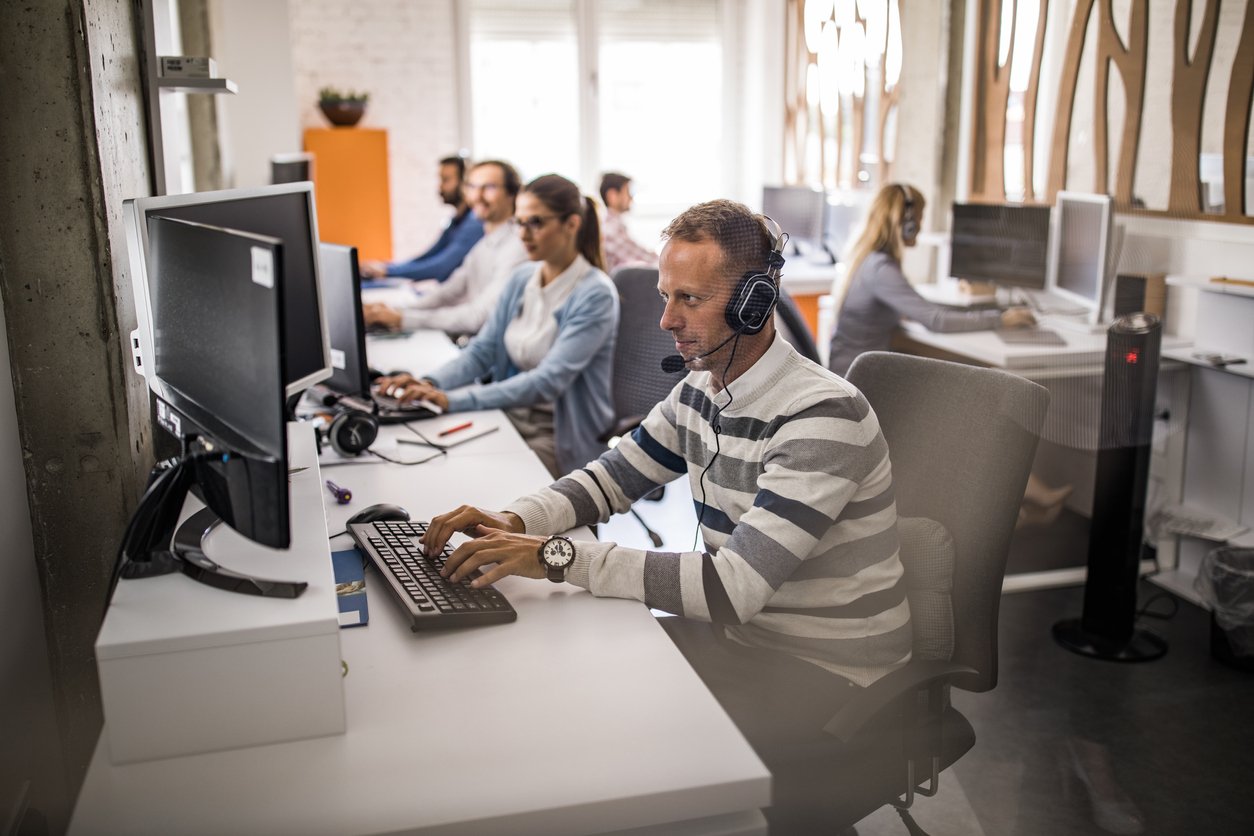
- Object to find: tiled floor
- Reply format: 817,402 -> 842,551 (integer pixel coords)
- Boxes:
603,488 -> 1254,835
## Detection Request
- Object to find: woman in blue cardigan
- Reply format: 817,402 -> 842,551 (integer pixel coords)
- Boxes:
378,174 -> 619,477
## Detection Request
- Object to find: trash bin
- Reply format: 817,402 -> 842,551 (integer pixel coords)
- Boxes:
1194,546 -> 1254,671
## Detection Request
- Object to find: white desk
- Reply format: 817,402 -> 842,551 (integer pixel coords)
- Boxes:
70,332 -> 770,836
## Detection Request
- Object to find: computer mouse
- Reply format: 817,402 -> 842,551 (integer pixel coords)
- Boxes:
346,503 -> 411,526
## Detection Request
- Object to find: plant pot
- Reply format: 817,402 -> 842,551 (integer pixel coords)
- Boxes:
319,100 -> 366,127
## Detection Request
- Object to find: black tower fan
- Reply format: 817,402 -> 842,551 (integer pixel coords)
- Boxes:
1054,313 -> 1167,661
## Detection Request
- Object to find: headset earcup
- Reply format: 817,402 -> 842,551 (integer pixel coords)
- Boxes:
328,410 -> 379,457
725,273 -> 779,335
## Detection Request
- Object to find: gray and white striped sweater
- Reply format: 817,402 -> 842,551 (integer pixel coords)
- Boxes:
506,335 -> 911,686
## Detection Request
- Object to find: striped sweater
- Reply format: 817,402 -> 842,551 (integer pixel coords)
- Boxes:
505,334 -> 911,686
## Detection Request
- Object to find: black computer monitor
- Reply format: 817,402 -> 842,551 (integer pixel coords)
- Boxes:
115,216 -> 303,598
824,199 -> 868,262
762,186 -> 827,256
271,152 -> 312,184
125,184 -> 331,397
949,203 -> 1052,289
317,242 -> 371,400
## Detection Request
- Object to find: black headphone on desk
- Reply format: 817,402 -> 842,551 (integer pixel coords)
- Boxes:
897,184 -> 920,244
724,214 -> 787,335
315,408 -> 379,457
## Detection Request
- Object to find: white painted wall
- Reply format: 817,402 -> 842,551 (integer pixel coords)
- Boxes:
288,0 -> 463,260
209,0 -> 301,191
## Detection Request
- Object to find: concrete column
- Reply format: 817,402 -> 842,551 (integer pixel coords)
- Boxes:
0,0 -> 153,815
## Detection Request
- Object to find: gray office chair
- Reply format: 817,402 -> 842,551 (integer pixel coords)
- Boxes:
767,352 -> 1049,834
774,287 -> 821,364
603,267 -> 685,543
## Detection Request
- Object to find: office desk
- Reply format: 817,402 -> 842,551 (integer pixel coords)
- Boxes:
71,332 -> 770,836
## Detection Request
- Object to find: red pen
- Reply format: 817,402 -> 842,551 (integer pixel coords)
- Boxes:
438,421 -> 473,437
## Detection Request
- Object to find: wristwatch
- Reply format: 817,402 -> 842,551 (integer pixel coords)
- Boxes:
539,535 -> 576,583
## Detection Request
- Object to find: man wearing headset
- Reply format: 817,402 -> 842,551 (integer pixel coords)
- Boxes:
421,199 -> 909,831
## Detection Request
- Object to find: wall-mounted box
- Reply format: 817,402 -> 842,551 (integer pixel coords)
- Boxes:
159,56 -> 217,78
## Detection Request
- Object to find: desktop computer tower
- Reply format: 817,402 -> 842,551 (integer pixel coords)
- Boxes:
1054,313 -> 1167,661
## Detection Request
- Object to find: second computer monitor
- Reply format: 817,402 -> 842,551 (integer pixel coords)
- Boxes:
762,186 -> 827,255
317,242 -> 371,400
949,203 -> 1051,289
1048,192 -> 1114,322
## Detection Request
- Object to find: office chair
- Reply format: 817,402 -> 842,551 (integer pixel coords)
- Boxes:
774,287 -> 822,364
768,352 -> 1048,834
603,267 -> 686,545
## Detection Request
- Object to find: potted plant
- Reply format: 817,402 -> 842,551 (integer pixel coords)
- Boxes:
318,87 -> 370,127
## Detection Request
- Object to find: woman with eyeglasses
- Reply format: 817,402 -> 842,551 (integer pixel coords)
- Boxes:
376,174 -> 618,478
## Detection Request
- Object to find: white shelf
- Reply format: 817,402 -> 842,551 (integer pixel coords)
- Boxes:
1166,274 -> 1254,298
1162,347 -> 1254,379
156,77 -> 237,94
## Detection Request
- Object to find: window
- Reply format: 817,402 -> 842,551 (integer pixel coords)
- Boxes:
464,0 -> 729,230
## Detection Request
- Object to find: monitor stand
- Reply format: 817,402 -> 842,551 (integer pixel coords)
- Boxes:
115,454 -> 306,598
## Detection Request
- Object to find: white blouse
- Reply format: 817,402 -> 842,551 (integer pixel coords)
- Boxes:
503,254 -> 589,371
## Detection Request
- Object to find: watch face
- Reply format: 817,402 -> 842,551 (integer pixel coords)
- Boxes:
543,537 -> 575,568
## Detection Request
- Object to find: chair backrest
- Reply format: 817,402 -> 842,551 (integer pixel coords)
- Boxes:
846,352 -> 1048,693
775,288 -> 822,364
610,267 -> 684,423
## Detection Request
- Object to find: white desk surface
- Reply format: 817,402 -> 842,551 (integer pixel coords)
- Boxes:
71,331 -> 770,836
899,321 -> 1191,375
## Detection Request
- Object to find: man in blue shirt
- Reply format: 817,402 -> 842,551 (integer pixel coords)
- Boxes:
360,155 -> 485,282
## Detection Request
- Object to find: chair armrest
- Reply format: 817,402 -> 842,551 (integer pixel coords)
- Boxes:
822,660 -> 977,743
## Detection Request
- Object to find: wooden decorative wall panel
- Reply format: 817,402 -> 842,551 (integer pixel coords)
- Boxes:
970,0 -> 1254,225
783,0 -> 901,191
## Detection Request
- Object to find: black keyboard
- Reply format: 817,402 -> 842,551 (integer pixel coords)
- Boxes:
371,390 -> 439,424
347,519 -> 516,630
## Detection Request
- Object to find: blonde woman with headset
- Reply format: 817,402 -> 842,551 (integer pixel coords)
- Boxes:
827,183 -> 1035,377
829,183 -> 1069,523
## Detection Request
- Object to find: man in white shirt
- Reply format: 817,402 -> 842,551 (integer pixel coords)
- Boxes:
363,160 -> 528,336
600,172 -> 658,275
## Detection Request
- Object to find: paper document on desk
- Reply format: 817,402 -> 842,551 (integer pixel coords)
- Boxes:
398,421 -> 499,450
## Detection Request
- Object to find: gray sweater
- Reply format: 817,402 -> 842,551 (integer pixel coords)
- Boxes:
507,335 -> 911,687
829,251 -> 1002,375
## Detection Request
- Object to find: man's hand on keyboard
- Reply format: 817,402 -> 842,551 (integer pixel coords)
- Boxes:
423,505 -> 541,587
423,505 -> 524,557
375,373 -> 450,410
1000,306 -> 1035,328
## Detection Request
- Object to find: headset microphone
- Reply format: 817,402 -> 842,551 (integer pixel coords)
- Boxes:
660,330 -> 740,374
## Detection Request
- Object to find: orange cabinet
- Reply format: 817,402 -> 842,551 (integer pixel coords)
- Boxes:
303,128 -> 392,261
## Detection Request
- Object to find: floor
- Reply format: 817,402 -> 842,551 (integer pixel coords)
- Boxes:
602,484 -> 1254,836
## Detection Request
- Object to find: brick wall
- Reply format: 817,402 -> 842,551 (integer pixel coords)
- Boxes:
289,0 -> 462,259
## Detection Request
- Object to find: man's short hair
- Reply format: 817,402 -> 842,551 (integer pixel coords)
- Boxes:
662,199 -> 775,280
599,172 -> 631,205
440,155 -> 468,179
472,160 -> 522,197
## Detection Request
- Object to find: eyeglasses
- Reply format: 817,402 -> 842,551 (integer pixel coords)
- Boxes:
515,214 -> 559,233
465,181 -> 502,193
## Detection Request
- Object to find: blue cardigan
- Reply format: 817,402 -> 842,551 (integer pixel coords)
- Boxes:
425,261 -> 619,474
386,212 -> 484,282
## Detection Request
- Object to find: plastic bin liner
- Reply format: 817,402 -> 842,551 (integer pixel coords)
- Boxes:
1194,546 -> 1254,659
